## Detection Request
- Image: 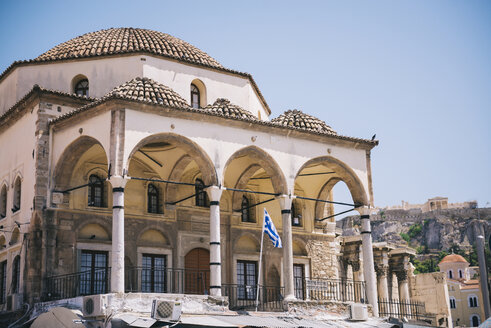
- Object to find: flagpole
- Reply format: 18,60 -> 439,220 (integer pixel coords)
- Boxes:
256,209 -> 266,312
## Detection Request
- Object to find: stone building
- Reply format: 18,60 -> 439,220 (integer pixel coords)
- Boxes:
438,254 -> 486,327
0,28 -> 386,316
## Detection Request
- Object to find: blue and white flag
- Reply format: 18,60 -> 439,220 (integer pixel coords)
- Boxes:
263,209 -> 282,248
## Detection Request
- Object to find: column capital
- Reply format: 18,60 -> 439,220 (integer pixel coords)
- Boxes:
205,185 -> 223,202
395,270 -> 409,282
277,194 -> 292,210
359,206 -> 371,216
375,264 -> 389,278
108,175 -> 128,189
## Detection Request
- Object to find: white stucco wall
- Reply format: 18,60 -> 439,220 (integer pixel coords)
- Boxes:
142,56 -> 269,119
0,56 -> 270,120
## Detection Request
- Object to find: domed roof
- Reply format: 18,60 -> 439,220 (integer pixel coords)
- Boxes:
271,109 -> 336,135
439,254 -> 468,264
35,28 -> 223,69
108,77 -> 189,108
204,98 -> 256,120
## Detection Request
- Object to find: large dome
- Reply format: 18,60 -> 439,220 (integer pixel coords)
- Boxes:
439,254 -> 468,264
35,28 -> 223,69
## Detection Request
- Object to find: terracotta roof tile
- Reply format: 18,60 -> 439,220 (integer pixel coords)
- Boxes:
271,109 -> 337,135
36,28 -> 223,69
204,98 -> 255,120
108,77 -> 190,108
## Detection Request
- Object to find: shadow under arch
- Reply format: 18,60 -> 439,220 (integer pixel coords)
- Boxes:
53,136 -> 108,190
222,145 -> 288,195
126,133 -> 218,186
295,156 -> 368,208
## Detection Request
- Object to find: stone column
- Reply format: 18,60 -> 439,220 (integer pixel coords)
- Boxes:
206,186 -> 223,297
360,207 -> 379,316
278,195 -> 295,301
376,265 -> 389,300
396,270 -> 410,302
109,176 -> 128,293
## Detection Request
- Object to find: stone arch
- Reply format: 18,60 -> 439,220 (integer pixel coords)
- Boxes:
126,133 -> 218,186
292,239 -> 308,256
235,234 -> 260,253
53,136 -> 108,190
315,178 -> 341,220
296,156 -> 368,207
166,155 -> 196,204
137,228 -> 170,247
223,145 -> 288,195
78,223 -> 110,241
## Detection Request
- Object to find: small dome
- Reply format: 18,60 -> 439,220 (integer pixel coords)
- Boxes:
35,28 -> 223,69
204,98 -> 255,120
271,109 -> 336,135
108,77 -> 189,108
439,254 -> 468,264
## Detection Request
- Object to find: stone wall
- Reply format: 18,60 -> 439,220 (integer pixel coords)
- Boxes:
306,237 -> 340,279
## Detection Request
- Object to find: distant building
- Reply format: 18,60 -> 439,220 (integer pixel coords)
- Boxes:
382,197 -> 477,213
438,254 -> 485,327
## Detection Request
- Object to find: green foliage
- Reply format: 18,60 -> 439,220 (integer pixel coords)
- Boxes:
412,257 -> 438,274
416,245 -> 426,254
400,232 -> 410,242
408,223 -> 423,238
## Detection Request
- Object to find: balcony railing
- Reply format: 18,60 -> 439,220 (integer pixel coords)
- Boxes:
305,278 -> 367,303
44,268 -> 110,301
378,298 -> 430,321
222,284 -> 285,312
125,267 -> 209,294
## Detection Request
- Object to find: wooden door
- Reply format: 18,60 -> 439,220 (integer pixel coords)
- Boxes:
184,248 -> 210,294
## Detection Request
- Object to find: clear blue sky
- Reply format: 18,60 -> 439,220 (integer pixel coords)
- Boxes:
1,0 -> 490,210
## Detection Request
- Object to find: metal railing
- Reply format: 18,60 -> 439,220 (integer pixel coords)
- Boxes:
378,298 -> 429,321
125,267 -> 210,295
305,278 -> 367,303
222,284 -> 285,311
44,268 -> 110,301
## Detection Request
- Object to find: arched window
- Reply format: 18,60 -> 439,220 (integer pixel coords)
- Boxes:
471,315 -> 480,327
11,255 -> 20,293
291,201 -> 302,227
458,269 -> 463,279
468,295 -> 478,307
449,297 -> 456,309
195,179 -> 208,207
448,270 -> 453,279
190,84 -> 200,109
88,175 -> 104,207
0,186 -> 6,218
147,184 -> 160,214
241,196 -> 253,222
74,79 -> 89,97
12,178 -> 21,213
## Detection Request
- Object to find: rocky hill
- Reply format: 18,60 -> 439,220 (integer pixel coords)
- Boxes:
337,207 -> 491,272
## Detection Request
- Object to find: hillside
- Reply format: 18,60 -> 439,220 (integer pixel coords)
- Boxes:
337,207 -> 491,273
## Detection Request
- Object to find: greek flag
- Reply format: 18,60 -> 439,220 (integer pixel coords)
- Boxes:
263,209 -> 282,248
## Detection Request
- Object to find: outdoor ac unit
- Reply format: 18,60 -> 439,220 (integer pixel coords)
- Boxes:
7,293 -> 23,311
83,295 -> 107,317
349,303 -> 368,321
151,300 -> 182,321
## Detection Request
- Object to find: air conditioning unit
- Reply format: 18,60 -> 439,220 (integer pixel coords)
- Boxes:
83,295 -> 108,317
7,293 -> 23,311
151,300 -> 182,321
349,303 -> 368,321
